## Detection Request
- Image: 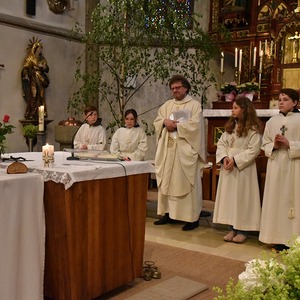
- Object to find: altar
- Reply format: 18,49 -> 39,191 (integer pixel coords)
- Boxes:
0,152 -> 155,300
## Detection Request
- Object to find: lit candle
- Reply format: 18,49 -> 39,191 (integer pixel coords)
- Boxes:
234,48 -> 238,68
42,143 -> 54,167
38,105 -> 44,132
239,49 -> 242,72
220,52 -> 224,73
253,47 -> 257,67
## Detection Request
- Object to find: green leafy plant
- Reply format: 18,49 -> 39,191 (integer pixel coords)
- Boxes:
220,81 -> 238,95
213,237 -> 300,299
0,114 -> 15,155
237,81 -> 260,94
22,124 -> 38,139
68,0 -> 220,131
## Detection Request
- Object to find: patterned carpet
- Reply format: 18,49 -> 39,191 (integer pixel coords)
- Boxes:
96,241 -> 246,300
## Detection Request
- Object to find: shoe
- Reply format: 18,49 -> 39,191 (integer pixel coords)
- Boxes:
154,213 -> 176,225
232,234 -> 247,243
182,221 -> 199,231
200,211 -> 211,218
272,244 -> 290,252
223,231 -> 236,242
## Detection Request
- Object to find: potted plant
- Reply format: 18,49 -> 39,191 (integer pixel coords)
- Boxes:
68,0 -> 221,132
237,81 -> 260,101
22,124 -> 38,151
219,81 -> 238,102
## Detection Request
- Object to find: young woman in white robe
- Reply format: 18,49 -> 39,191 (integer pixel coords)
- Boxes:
110,109 -> 148,161
213,97 -> 262,243
74,105 -> 107,150
259,88 -> 300,252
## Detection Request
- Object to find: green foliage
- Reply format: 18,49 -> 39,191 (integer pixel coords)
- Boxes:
69,0 -> 220,129
213,237 -> 300,299
22,124 -> 38,139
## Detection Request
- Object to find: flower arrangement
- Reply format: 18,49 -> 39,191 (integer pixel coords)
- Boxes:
0,114 -> 15,155
220,81 -> 238,95
237,81 -> 260,94
213,237 -> 300,299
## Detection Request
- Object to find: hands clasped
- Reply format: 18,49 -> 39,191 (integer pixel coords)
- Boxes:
223,157 -> 235,171
274,134 -> 289,150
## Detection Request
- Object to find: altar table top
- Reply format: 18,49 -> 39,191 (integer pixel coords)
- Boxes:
0,151 -> 155,190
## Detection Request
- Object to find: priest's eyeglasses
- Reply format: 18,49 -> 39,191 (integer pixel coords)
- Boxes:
170,85 -> 183,91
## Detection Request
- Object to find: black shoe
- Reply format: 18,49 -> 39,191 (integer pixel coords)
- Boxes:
273,244 -> 290,252
154,213 -> 176,225
200,211 -> 211,218
182,221 -> 199,231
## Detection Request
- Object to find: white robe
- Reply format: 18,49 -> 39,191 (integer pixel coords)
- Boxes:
153,95 -> 206,222
259,112 -> 300,246
110,127 -> 148,161
74,123 -> 107,150
213,128 -> 262,231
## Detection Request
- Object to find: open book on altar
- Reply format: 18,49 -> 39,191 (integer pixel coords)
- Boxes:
64,149 -> 120,161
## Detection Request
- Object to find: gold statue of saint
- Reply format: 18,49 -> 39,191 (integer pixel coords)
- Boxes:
21,37 -> 50,120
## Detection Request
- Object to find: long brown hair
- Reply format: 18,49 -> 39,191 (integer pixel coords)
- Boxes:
225,97 -> 262,137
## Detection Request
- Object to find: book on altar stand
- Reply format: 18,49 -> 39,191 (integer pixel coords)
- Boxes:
64,149 -> 120,161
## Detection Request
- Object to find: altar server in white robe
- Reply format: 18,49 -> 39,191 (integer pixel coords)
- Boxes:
74,105 -> 107,150
153,75 -> 206,231
259,88 -> 300,251
110,108 -> 148,161
213,97 -> 262,243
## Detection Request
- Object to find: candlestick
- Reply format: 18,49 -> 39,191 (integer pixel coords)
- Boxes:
238,49 -> 242,72
38,105 -> 44,132
42,143 -> 54,167
235,48 -> 238,68
220,52 -> 224,73
253,47 -> 257,67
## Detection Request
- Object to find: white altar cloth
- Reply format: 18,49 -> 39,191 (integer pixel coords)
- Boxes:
0,170 -> 44,300
0,151 -> 156,190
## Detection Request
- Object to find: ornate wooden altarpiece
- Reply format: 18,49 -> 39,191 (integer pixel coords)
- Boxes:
209,0 -> 300,109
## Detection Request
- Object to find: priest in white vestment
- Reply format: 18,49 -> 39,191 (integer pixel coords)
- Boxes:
153,75 -> 206,231
74,105 -> 107,150
259,88 -> 300,251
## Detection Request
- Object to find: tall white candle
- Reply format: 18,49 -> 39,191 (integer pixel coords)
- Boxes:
259,54 -> 263,72
270,41 -> 273,55
235,48 -> 238,68
265,39 -> 268,54
253,47 -> 257,67
220,52 -> 224,73
259,49 -> 263,57
38,105 -> 44,132
239,49 -> 242,72
259,41 -> 262,55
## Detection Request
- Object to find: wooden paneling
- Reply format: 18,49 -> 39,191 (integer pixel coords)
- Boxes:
44,174 -> 148,300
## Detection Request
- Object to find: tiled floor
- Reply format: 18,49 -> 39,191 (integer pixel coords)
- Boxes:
145,216 -> 273,263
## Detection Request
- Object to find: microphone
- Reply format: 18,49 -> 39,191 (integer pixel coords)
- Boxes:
66,111 -> 93,160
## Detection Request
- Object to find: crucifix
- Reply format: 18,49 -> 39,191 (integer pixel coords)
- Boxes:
280,125 -> 287,136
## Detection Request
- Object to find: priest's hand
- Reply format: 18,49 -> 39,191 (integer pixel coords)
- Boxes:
163,119 -> 178,132
223,157 -> 234,171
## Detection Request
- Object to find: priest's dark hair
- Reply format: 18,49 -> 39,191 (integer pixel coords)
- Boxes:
169,75 -> 191,93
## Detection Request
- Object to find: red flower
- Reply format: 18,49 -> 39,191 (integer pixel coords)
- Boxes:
3,115 -> 10,123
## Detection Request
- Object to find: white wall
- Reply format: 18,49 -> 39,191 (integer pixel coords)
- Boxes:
0,0 -> 85,153
0,0 -> 219,159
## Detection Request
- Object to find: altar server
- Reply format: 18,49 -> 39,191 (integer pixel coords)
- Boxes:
110,109 -> 148,161
213,97 -> 262,243
259,88 -> 300,251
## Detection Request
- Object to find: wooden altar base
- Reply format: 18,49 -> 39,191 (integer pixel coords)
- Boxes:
43,173 -> 148,300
